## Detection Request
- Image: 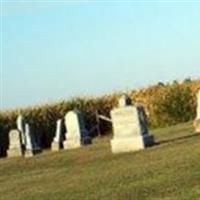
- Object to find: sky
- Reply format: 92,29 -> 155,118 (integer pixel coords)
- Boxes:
1,0 -> 200,110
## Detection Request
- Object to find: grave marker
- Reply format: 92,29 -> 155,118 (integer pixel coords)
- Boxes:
64,110 -> 91,150
194,89 -> 200,132
16,114 -> 26,147
24,123 -> 41,157
51,119 -> 64,151
110,95 -> 154,153
7,130 -> 23,157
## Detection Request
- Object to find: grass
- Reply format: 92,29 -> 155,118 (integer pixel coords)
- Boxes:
0,122 -> 200,200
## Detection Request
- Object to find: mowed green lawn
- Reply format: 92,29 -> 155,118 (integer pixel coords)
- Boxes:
0,122 -> 200,200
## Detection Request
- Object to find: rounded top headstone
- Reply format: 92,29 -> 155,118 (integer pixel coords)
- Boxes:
118,94 -> 132,107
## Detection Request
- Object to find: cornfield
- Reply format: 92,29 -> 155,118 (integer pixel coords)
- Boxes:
0,79 -> 199,156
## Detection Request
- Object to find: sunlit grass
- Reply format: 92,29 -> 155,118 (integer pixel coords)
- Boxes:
0,122 -> 199,200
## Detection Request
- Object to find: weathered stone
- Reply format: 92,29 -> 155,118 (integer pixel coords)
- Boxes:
51,119 -> 64,151
24,124 -> 41,158
63,110 -> 91,150
194,119 -> 200,133
16,114 -> 26,147
118,94 -> 132,107
7,130 -> 24,157
194,89 -> 200,132
110,96 -> 154,154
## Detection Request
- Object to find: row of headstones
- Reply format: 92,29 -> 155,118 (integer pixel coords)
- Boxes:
8,110 -> 91,158
8,122 -> 41,158
51,110 -> 91,151
7,89 -> 200,158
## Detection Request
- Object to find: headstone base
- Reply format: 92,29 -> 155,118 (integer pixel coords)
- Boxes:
194,119 -> 200,132
51,142 -> 62,151
111,135 -> 154,154
24,149 -> 41,158
64,140 -> 81,150
7,148 -> 23,158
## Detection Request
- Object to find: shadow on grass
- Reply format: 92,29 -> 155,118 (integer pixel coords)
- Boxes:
155,132 -> 200,146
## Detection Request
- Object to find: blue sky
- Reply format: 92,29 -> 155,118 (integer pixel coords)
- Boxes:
1,1 -> 200,109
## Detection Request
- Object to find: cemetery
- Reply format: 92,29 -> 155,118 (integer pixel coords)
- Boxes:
0,84 -> 200,199
2,2 -> 200,199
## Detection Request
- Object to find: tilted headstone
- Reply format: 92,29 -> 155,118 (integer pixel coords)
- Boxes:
7,130 -> 24,157
110,95 -> 154,153
16,114 -> 26,147
51,119 -> 64,151
24,123 -> 41,157
194,89 -> 200,132
63,110 -> 91,150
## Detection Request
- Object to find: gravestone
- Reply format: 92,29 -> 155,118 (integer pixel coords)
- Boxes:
63,110 -> 91,150
24,124 -> 41,157
118,94 -> 132,107
7,130 -> 24,157
194,89 -> 200,132
110,96 -> 154,153
51,119 -> 64,151
16,114 -> 26,147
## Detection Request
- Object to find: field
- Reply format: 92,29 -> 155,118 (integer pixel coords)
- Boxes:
0,122 -> 200,200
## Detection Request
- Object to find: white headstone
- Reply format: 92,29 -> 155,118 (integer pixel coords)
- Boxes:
54,119 -> 62,142
7,130 -> 23,157
24,123 -> 41,157
16,114 -> 26,146
194,89 -> 200,132
63,110 -> 91,150
118,94 -> 132,107
25,124 -> 33,150
196,89 -> 200,120
17,114 -> 24,132
110,96 -> 154,153
51,119 -> 64,151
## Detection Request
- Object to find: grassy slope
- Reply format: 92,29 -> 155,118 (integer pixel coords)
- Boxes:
0,122 -> 200,200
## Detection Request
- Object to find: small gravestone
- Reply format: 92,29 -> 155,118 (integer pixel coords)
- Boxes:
194,89 -> 200,132
63,110 -> 91,150
7,130 -> 24,157
110,95 -> 154,153
118,94 -> 132,107
24,124 -> 41,157
51,119 -> 64,151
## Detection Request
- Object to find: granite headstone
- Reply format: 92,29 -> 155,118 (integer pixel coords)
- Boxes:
51,119 -> 64,151
7,130 -> 24,157
110,95 -> 154,153
24,123 -> 41,157
63,110 -> 91,150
